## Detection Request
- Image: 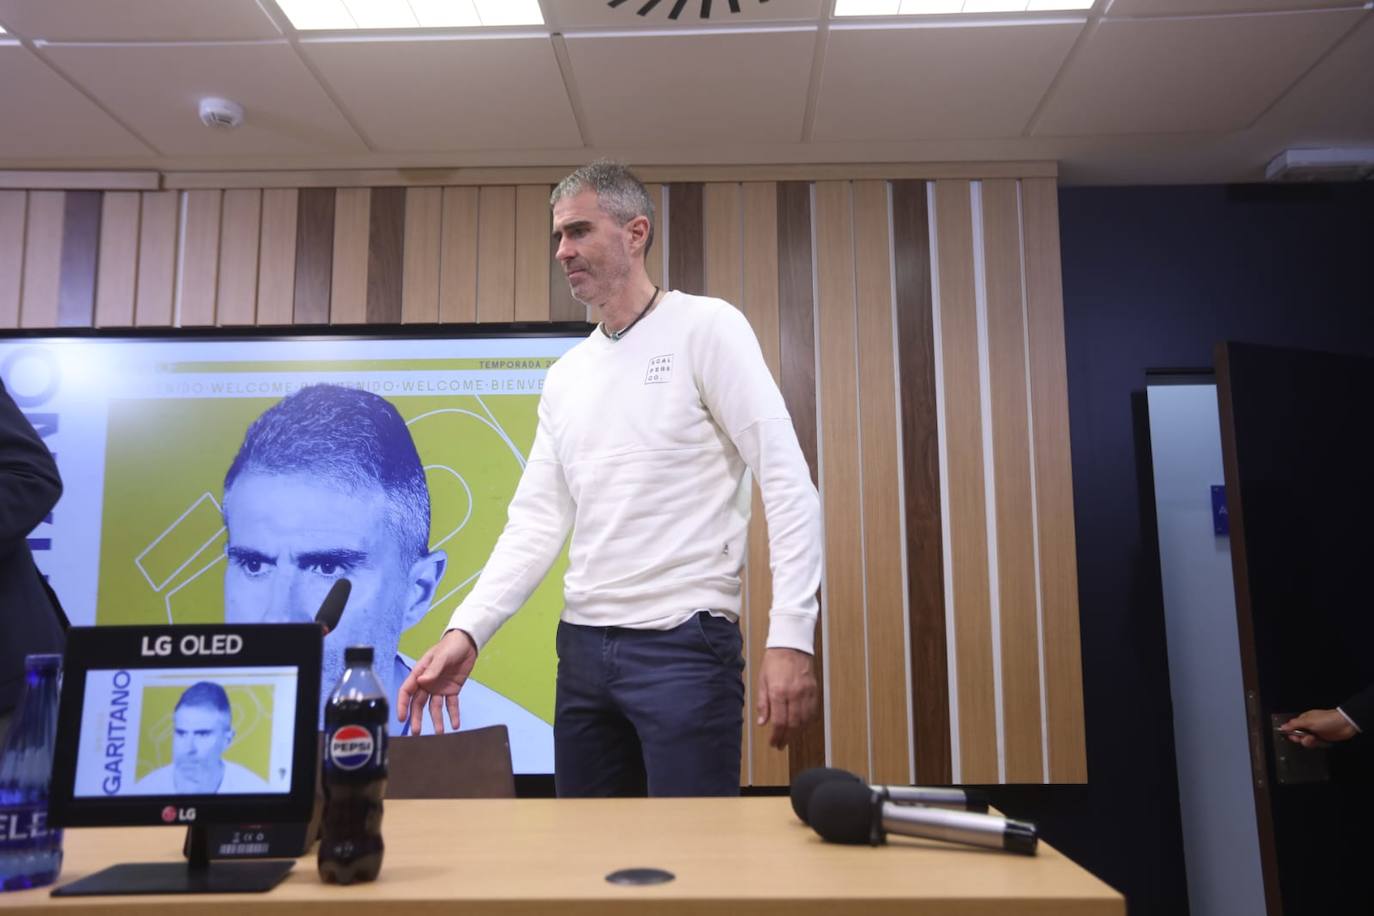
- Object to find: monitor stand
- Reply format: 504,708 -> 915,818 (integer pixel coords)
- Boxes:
50,824 -> 294,896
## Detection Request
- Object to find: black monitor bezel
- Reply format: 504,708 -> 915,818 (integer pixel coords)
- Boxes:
50,624 -> 323,828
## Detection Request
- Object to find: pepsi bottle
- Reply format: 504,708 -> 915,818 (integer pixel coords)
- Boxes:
0,655 -> 63,892
318,645 -> 387,885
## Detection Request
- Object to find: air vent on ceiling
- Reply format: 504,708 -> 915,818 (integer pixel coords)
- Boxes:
1265,148 -> 1374,183
607,0 -> 767,20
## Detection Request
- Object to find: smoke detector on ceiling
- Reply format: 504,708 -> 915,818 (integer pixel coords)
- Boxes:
198,97 -> 244,130
1265,148 -> 1374,182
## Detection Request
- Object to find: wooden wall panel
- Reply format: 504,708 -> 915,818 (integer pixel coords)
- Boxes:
477,186 -> 516,322
0,169 -> 1086,786
402,187 -> 441,324
256,188 -> 298,326
134,190 -> 177,327
776,180 -> 825,777
645,183 -> 665,291
892,180 -> 952,785
293,188 -> 334,325
853,180 -> 911,786
19,191 -> 64,328
814,181 -> 869,778
982,179 -> 1045,783
702,181 -> 748,783
1022,177 -> 1088,782
179,189 -> 222,327
58,191 -> 101,327
740,181 -> 790,786
331,188 -> 370,325
216,189 -> 262,326
933,179 -> 999,784
668,183 -> 703,297
703,183 -> 742,304
515,184 -> 551,323
0,192 -> 25,328
440,187 -> 479,324
366,187 -> 406,324
95,191 -> 141,327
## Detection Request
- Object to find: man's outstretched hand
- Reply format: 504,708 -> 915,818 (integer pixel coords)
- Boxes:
397,628 -> 477,735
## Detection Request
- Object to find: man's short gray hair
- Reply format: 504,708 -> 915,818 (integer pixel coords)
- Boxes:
551,160 -> 655,258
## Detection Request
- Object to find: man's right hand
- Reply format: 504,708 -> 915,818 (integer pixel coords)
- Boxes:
1280,708 -> 1357,748
397,628 -> 478,735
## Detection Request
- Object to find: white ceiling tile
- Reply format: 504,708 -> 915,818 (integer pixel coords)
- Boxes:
813,22 -> 1083,141
39,42 -> 368,156
544,0 -> 824,30
1107,0 -> 1359,16
0,44 -> 154,158
1251,15 -> 1374,141
299,36 -> 582,151
566,30 -> 817,146
0,0 -> 281,41
1033,9 -> 1363,136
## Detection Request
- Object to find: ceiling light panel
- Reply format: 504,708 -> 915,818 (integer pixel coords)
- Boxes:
277,0 -> 540,30
277,0 -> 355,30
834,0 -> 1094,14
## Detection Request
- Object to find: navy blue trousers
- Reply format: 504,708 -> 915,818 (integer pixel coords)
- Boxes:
553,612 -> 745,798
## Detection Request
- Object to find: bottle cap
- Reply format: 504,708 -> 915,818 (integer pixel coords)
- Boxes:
344,646 -> 374,665
25,653 -> 62,672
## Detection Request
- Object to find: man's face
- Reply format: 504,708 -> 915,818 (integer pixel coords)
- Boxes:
222,471 -> 422,714
171,704 -> 232,793
553,189 -> 643,306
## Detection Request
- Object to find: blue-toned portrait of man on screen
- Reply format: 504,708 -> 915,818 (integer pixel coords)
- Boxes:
135,681 -> 268,794
220,384 -> 537,736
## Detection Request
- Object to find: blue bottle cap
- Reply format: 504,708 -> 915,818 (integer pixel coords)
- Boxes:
25,653 -> 62,672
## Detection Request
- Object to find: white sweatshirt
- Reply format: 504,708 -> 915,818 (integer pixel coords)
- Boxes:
447,291 -> 821,654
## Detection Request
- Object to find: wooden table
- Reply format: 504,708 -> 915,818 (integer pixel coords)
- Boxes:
2,798 -> 1123,915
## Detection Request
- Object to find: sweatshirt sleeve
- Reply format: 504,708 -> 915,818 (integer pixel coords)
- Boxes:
696,303 -> 821,654
445,397 -> 575,650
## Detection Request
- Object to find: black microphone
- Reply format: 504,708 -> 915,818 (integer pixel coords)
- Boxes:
808,779 -> 1037,855
314,578 -> 351,635
790,766 -> 990,823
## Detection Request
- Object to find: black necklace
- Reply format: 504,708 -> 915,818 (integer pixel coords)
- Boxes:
603,287 -> 660,342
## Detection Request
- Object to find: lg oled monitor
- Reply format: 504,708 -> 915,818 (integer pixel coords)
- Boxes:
49,624 -> 321,827
0,324 -> 591,776
47,624 -> 321,895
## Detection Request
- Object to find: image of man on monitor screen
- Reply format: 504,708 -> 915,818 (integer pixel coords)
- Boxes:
220,385 -> 447,731
136,681 -> 268,794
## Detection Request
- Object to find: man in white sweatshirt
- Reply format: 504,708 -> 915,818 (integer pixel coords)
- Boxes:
397,162 -> 822,796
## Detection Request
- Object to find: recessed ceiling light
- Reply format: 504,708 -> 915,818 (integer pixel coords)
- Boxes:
472,0 -> 542,26
276,0 -> 542,30
834,0 -> 1094,14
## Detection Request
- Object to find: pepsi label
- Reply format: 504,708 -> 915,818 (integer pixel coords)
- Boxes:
327,724 -> 383,772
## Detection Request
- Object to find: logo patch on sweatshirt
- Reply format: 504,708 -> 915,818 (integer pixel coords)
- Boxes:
645,354 -> 674,385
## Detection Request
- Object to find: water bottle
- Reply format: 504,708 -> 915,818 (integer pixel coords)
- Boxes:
0,654 -> 63,892
318,646 -> 387,885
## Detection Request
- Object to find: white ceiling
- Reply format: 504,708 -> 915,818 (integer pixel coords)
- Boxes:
0,0 -> 1369,185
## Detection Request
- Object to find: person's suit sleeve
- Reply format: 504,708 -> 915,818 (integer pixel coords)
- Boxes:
1340,684 -> 1374,732
0,380 -> 62,554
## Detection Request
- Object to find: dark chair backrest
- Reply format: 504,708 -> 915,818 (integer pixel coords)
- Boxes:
384,724 -> 516,799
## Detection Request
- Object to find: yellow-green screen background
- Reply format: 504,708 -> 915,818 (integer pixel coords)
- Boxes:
97,390 -> 566,723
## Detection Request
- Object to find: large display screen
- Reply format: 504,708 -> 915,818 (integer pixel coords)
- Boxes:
0,328 -> 589,774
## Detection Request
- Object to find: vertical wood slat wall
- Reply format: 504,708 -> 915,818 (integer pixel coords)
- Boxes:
0,175 -> 1086,785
